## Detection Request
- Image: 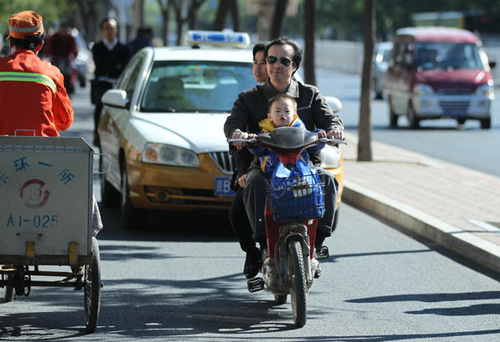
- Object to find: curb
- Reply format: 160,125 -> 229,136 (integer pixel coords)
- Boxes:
342,179 -> 500,275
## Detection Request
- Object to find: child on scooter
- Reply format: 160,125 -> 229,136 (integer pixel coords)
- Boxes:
248,93 -> 327,177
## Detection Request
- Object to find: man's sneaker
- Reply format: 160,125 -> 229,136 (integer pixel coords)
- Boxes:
315,245 -> 330,260
244,248 -> 262,279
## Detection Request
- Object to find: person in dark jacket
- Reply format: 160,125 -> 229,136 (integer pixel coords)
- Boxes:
91,17 -> 129,144
224,38 -> 344,279
128,27 -> 153,57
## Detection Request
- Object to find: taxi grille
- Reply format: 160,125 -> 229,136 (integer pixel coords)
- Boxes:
209,151 -> 234,174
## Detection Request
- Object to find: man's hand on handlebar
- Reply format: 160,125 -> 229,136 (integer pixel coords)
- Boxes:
326,127 -> 345,145
231,130 -> 258,149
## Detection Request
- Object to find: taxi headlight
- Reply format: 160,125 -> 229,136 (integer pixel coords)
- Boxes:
413,83 -> 434,95
475,84 -> 495,100
142,143 -> 200,167
319,145 -> 341,169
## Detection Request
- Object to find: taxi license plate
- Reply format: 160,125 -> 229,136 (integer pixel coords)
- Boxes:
214,177 -> 236,196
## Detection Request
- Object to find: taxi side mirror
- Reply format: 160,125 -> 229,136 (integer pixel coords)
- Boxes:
102,89 -> 128,108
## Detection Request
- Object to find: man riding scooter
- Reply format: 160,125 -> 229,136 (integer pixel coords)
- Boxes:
224,38 -> 345,279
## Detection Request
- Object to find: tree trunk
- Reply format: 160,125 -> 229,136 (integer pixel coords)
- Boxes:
213,0 -> 229,30
133,0 -> 144,35
174,0 -> 184,46
270,0 -> 288,40
75,0 -> 99,42
157,0 -> 171,46
213,0 -> 239,31
230,0 -> 240,31
304,0 -> 316,86
358,0 -> 374,161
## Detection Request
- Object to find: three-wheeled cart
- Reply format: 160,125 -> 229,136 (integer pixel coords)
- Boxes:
0,136 -> 101,333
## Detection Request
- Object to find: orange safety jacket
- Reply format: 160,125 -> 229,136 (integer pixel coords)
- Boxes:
0,49 -> 74,137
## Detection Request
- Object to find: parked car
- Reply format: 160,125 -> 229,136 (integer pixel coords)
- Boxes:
372,41 -> 392,99
97,31 -> 345,229
385,27 -> 495,129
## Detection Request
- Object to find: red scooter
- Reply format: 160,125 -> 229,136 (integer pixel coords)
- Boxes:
230,126 -> 346,327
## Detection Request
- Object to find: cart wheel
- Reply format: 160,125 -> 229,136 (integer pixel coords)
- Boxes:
2,269 -> 13,303
84,237 -> 101,333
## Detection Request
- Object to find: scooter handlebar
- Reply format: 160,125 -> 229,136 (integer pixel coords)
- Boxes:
318,137 -> 348,145
227,138 -> 260,145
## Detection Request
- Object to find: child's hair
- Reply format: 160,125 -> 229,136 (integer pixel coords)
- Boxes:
267,93 -> 297,111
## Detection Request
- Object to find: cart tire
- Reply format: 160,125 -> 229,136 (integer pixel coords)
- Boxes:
288,239 -> 307,327
84,237 -> 101,333
3,274 -> 13,303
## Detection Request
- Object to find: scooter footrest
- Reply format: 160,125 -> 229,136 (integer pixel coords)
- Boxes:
247,277 -> 265,293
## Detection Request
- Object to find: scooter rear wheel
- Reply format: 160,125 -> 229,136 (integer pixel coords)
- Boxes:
288,239 -> 307,327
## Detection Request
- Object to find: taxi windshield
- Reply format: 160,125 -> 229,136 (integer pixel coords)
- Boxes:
140,61 -> 254,113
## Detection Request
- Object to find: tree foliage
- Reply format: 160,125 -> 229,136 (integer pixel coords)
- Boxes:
0,0 -> 77,34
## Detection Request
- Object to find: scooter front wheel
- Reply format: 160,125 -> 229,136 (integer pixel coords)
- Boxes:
288,239 -> 307,327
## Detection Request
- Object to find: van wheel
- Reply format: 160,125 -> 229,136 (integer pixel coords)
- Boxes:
480,118 -> 491,130
388,97 -> 398,128
407,103 -> 420,129
457,117 -> 466,125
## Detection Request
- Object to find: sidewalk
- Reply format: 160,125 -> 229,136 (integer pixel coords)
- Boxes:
341,133 -> 500,276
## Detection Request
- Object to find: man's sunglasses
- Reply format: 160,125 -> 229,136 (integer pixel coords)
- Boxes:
266,55 -> 293,67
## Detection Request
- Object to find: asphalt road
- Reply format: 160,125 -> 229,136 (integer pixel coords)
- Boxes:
1,76 -> 499,341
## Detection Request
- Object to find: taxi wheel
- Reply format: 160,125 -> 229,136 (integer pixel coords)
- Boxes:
120,163 -> 147,230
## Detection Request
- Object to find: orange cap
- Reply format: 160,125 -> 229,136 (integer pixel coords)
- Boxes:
7,10 -> 44,39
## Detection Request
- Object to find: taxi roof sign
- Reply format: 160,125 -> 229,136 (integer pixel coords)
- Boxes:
184,30 -> 250,48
